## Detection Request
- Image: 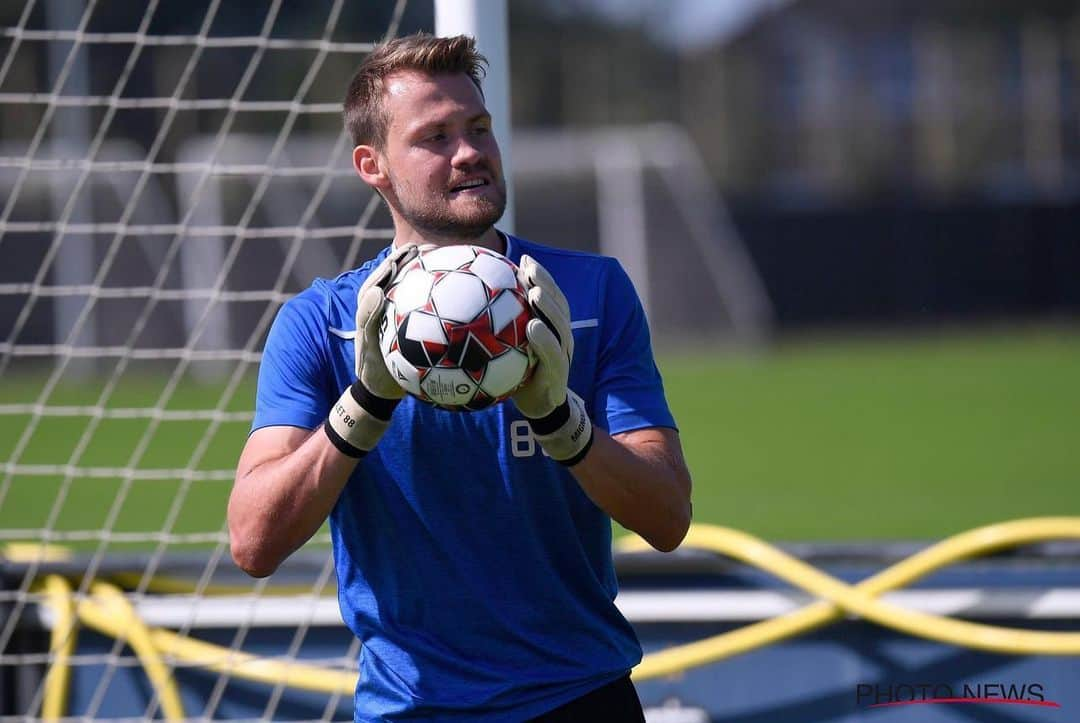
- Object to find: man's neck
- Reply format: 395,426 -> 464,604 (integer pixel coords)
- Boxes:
392,226 -> 505,254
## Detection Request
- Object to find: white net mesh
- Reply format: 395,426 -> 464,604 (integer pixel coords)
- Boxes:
0,0 -> 425,718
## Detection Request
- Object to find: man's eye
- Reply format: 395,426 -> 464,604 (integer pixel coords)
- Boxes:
426,133 -> 446,143
471,126 -> 490,135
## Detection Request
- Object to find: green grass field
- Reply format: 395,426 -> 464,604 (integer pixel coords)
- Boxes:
663,326 -> 1080,540
2,326 -> 1078,546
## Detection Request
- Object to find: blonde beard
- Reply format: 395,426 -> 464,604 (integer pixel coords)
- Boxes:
387,179 -> 506,240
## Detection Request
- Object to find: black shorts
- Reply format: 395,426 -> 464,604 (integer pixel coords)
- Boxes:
528,674 -> 645,722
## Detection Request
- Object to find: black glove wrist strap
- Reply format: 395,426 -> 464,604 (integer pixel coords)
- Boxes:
526,392 -> 594,467
323,382 -> 400,458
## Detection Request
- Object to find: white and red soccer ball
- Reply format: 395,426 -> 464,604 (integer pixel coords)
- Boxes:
379,245 -> 534,411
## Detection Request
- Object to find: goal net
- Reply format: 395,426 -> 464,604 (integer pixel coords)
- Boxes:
0,0 -> 428,719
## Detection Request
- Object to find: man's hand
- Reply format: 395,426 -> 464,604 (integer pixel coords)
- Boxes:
324,244 -> 418,458
354,243 -> 418,399
512,255 -> 593,465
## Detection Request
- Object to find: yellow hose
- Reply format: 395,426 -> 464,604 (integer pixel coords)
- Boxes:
109,571 -> 332,597
25,516 -> 1080,706
75,587 -> 357,695
147,627 -> 357,694
39,575 -> 77,721
76,582 -> 187,720
3,543 -> 72,564
619,517 -> 1080,680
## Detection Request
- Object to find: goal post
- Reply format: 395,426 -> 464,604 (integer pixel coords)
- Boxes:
435,0 -> 515,232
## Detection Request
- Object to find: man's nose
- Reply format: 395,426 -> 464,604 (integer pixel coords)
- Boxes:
451,136 -> 484,166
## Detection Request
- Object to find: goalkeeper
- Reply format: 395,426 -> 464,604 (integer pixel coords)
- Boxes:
228,33 -> 691,722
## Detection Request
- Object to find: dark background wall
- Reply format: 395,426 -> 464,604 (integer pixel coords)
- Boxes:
733,200 -> 1080,327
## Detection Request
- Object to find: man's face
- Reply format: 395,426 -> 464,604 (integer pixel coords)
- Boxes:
378,70 -> 506,239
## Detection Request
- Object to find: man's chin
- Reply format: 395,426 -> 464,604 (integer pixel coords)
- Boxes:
442,204 -> 505,238
397,195 -> 505,240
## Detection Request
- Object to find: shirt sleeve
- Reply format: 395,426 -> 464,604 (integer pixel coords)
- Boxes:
591,259 -> 677,435
251,289 -> 335,433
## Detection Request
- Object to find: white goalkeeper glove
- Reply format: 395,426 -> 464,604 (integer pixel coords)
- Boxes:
324,244 -> 419,458
511,255 -> 594,466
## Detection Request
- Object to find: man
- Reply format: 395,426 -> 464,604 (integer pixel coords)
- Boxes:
228,33 -> 691,722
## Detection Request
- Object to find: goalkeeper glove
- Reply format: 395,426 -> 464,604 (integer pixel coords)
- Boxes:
324,244 -> 419,458
511,255 -> 594,466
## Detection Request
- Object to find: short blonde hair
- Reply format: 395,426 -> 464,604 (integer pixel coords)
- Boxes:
343,33 -> 487,148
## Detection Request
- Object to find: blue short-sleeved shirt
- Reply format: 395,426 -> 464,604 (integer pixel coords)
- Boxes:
253,233 -> 676,721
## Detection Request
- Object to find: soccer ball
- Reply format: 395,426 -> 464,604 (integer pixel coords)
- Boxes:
379,245 -> 534,411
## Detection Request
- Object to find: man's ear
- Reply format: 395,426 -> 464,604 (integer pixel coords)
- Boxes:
353,145 -> 390,190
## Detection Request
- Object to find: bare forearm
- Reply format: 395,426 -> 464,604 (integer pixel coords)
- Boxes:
228,428 -> 358,577
570,428 -> 692,552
